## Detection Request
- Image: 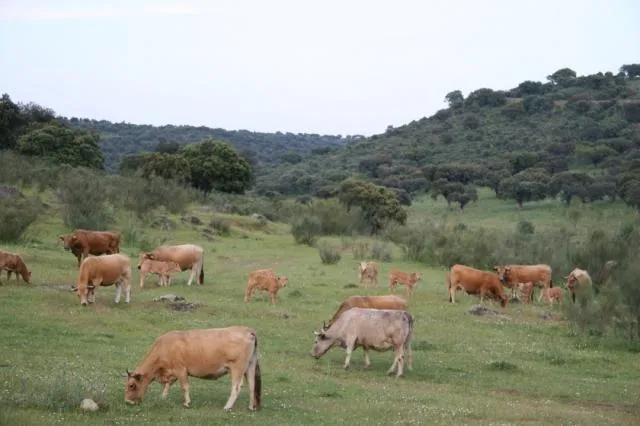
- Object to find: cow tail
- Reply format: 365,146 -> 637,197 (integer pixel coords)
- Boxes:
198,254 -> 204,285
404,312 -> 414,369
446,271 -> 452,303
252,335 -> 262,409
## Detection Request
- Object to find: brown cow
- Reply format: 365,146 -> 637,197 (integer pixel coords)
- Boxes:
447,264 -> 507,308
244,268 -> 288,305
543,286 -> 564,305
388,269 -> 422,296
124,326 -> 261,411
137,254 -> 182,288
327,295 -> 408,328
139,244 -> 204,286
493,264 -> 553,302
565,268 -> 593,304
59,229 -> 121,267
357,261 -> 379,288
516,282 -> 535,304
310,307 -> 414,377
75,253 -> 132,306
0,251 -> 31,284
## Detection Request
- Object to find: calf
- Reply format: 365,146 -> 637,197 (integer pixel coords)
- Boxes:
75,253 -> 132,306
124,326 -> 261,411
357,261 -> 379,288
137,254 -> 182,288
447,264 -> 507,308
244,268 -> 288,305
543,286 -> 564,305
327,295 -> 409,328
388,270 -> 422,296
0,251 -> 31,284
310,307 -> 414,377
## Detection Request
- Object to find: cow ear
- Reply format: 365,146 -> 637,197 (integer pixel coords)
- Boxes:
504,266 -> 510,272
59,235 -> 64,241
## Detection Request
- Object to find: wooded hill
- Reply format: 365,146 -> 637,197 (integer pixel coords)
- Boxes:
251,65 -> 640,208
61,117 -> 355,173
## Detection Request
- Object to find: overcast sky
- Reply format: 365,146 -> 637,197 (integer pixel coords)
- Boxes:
1,0 -> 638,136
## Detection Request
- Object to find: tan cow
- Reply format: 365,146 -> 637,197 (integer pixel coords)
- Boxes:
75,253 -> 132,306
124,326 -> 261,411
310,307 -> 414,377
327,295 -> 409,328
244,268 -> 288,305
388,269 -> 422,296
357,261 -> 379,288
493,264 -> 553,302
565,268 -> 593,304
0,251 -> 31,284
59,229 -> 121,267
543,286 -> 564,305
139,244 -> 204,286
516,282 -> 535,304
447,264 -> 508,308
137,254 -> 182,288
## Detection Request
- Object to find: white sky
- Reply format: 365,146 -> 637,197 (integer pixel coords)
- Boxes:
1,0 -> 638,136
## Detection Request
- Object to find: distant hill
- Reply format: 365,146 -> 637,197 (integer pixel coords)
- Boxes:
250,65 -> 640,200
61,117 -> 359,173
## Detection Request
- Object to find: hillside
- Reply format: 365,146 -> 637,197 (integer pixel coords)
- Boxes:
251,66 -> 640,201
62,117 -> 357,173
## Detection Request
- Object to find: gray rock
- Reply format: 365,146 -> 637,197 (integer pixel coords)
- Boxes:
153,294 -> 185,302
80,398 -> 99,412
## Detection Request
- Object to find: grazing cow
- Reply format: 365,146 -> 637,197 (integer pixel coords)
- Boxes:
357,261 -> 379,288
0,251 -> 31,284
447,264 -> 508,308
244,268 -> 288,305
543,286 -> 564,305
139,244 -> 204,286
327,295 -> 409,328
310,307 -> 414,377
75,253 -> 132,306
493,264 -> 553,302
388,270 -> 422,296
59,229 -> 121,267
565,268 -> 593,304
124,326 -> 261,411
137,254 -> 182,288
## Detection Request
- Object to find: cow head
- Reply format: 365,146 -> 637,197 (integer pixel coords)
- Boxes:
167,261 -> 181,274
277,276 -> 288,289
411,272 -> 423,283
124,370 -> 148,405
137,252 -> 153,270
59,234 -> 77,251
76,282 -> 96,306
493,265 -> 510,284
310,322 -> 335,359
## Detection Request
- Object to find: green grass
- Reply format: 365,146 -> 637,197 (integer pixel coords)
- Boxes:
1,196 -> 640,425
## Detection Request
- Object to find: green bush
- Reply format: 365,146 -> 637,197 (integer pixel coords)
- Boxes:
370,241 -> 393,262
0,193 -> 41,242
291,215 -> 322,246
210,216 -> 232,236
317,241 -> 342,265
56,167 -> 114,229
516,220 -> 535,235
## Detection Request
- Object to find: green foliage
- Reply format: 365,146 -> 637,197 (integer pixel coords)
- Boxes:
56,167 -> 114,229
317,240 -> 342,265
549,171 -> 594,205
291,215 -> 322,246
210,216 -> 232,236
445,90 -> 464,109
16,122 -> 104,169
0,191 -> 41,242
498,168 -> 551,208
516,220 -> 535,235
110,175 -> 193,218
338,179 -> 407,234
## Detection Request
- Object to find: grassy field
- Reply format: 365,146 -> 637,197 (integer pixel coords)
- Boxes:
1,195 -> 640,425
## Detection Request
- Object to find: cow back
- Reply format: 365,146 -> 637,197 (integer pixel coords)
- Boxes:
148,244 -> 204,271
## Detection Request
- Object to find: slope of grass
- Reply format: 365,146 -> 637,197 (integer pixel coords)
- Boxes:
1,199 -> 639,425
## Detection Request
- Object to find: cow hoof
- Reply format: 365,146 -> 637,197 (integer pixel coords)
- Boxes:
343,365 -> 350,370
183,402 -> 190,408
223,406 -> 233,412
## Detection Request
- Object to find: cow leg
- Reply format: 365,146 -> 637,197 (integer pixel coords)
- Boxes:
387,346 -> 404,377
244,284 -> 253,303
223,368 -> 244,411
114,281 -> 122,304
161,377 -> 177,398
449,287 -> 456,303
124,277 -> 131,304
270,292 -> 277,305
343,339 -> 356,370
363,350 -> 371,369
186,265 -> 197,286
139,272 -> 146,289
176,372 -> 191,408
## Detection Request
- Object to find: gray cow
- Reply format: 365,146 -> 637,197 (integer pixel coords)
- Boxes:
310,307 -> 414,377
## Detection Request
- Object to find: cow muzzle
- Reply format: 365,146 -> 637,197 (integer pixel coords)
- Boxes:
125,399 -> 138,405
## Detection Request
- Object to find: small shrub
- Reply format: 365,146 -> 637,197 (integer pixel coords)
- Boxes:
516,220 -> 535,235
56,167 -> 114,229
317,241 -> 342,265
291,215 -> 322,246
351,241 -> 370,260
288,289 -> 302,298
210,216 -> 231,236
343,283 -> 358,289
487,360 -> 518,372
0,193 -> 41,243
370,241 -> 393,262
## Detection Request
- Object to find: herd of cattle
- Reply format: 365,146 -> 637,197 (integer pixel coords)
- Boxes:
0,228 -> 596,412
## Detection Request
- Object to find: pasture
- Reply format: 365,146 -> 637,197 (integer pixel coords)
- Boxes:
1,195 -> 640,426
